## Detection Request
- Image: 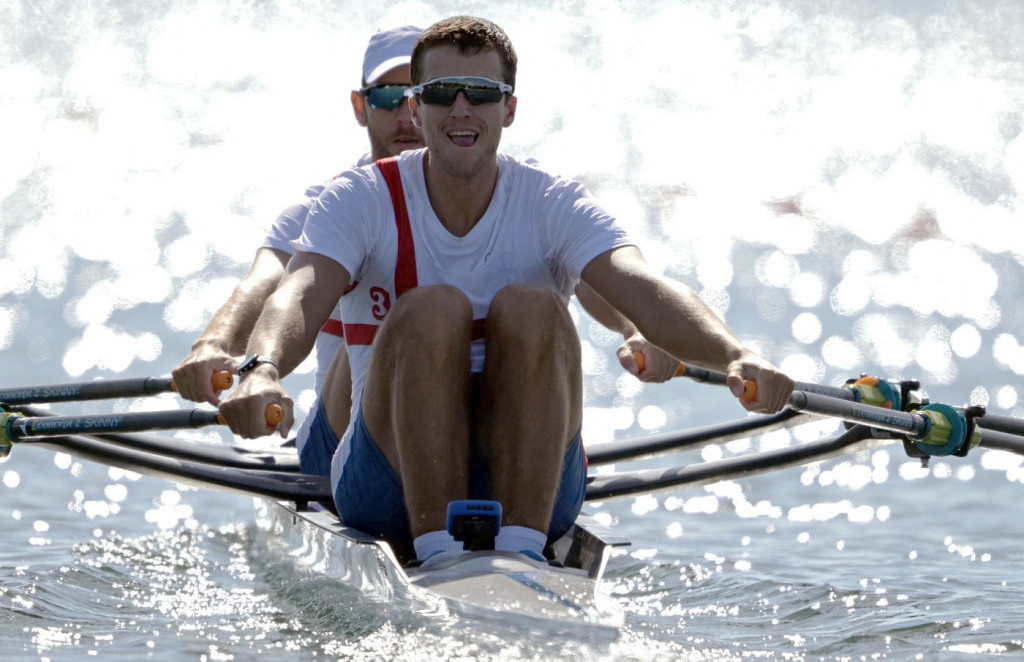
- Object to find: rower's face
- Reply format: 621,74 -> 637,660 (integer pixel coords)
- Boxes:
351,64 -> 425,161
410,46 -> 516,179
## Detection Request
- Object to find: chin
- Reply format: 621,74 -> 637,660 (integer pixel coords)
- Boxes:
433,144 -> 495,178
442,155 -> 486,179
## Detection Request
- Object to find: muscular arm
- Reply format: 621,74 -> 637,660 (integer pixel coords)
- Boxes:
172,247 -> 289,404
219,251 -> 351,438
574,282 -> 681,382
581,245 -> 793,412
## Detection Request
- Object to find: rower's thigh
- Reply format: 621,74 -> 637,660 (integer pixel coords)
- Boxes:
361,285 -> 473,453
479,284 -> 582,426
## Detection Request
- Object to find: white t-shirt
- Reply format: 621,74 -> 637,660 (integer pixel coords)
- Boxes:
295,148 -> 633,471
259,152 -> 371,448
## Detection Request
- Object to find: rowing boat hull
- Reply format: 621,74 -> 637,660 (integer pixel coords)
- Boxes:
252,499 -> 628,625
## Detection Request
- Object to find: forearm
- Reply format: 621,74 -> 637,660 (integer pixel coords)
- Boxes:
634,279 -> 751,370
191,248 -> 288,356
242,252 -> 346,379
584,247 -> 793,412
243,293 -> 321,379
583,247 -> 753,371
219,251 -> 348,438
574,282 -> 638,339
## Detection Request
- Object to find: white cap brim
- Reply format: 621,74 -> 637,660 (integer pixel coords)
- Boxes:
365,55 -> 412,86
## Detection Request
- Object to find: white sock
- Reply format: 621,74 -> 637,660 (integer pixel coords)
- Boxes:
494,525 -> 547,556
413,530 -> 463,560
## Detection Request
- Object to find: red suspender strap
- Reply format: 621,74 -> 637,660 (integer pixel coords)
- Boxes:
376,157 -> 418,297
319,158 -> 415,340
332,158 -> 486,345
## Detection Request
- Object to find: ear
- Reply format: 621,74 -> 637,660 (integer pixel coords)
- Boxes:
503,95 -> 517,128
351,90 -> 368,127
409,95 -> 423,128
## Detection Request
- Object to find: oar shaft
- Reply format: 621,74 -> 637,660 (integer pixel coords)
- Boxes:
1,404 -> 283,446
0,372 -> 234,405
684,364 -> 860,402
788,390 -> 929,437
978,414 -> 1024,437
4,409 -> 222,440
0,377 -> 173,405
586,408 -> 808,466
631,352 -> 855,401
586,424 -> 880,500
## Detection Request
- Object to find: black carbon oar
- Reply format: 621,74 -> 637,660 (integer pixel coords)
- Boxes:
0,405 -> 283,455
977,413 -> 1024,437
974,427 -> 1024,456
10,404 -> 300,471
19,432 -> 330,501
586,408 -> 810,466
585,417 -> 1024,501
586,425 -> 879,500
4,409 -> 223,439
0,372 -> 234,405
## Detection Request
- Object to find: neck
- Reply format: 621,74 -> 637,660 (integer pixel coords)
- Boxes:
422,152 -> 500,237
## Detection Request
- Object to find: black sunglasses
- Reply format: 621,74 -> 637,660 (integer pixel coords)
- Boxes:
406,76 -> 514,106
361,84 -> 411,111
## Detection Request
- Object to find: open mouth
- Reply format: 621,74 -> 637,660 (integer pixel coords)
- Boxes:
447,130 -> 479,147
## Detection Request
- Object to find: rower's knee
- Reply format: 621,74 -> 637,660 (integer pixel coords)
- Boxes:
487,285 -> 578,359
380,285 -> 473,348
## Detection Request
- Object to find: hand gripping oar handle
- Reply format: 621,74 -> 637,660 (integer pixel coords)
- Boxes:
632,352 -> 686,378
262,404 -> 284,426
0,404 -> 282,451
177,371 -> 235,394
0,372 -> 234,406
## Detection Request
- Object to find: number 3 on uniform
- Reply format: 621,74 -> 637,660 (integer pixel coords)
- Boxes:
370,286 -> 391,321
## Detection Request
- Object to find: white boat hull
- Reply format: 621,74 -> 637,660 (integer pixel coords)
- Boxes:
252,499 -> 629,625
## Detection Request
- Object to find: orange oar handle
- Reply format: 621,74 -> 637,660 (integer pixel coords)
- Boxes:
212,371 -> 234,391
215,404 -> 284,428
631,351 -> 686,376
171,370 -> 234,393
741,380 -> 757,402
264,404 -> 284,426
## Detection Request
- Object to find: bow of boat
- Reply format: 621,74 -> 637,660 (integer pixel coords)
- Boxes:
253,499 -> 629,626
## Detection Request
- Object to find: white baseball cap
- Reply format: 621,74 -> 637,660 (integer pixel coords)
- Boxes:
362,25 -> 424,85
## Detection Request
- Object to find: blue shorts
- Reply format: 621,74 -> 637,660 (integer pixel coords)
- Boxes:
333,408 -> 587,551
297,399 -> 338,477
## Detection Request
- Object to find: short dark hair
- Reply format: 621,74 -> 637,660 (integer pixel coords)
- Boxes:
411,16 -> 517,89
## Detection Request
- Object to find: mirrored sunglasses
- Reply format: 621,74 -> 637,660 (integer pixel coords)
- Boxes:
361,84 -> 411,111
405,76 -> 513,106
